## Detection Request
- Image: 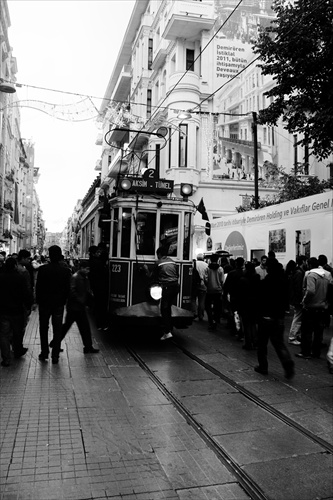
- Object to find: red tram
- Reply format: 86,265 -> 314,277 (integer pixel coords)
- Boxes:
107,169 -> 195,330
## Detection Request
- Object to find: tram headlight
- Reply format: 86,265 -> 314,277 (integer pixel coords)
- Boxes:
150,284 -> 162,301
119,178 -> 132,191
180,183 -> 193,200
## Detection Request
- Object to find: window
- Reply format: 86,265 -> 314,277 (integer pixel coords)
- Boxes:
121,208 -> 132,257
148,38 -> 153,70
160,213 -> 179,256
155,144 -> 161,177
186,49 -> 195,71
112,208 -> 119,257
147,89 -> 152,118
136,212 -> 156,255
179,124 -> 188,168
183,212 -> 191,260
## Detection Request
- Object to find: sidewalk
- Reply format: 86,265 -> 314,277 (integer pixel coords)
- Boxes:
0,310 -> 248,500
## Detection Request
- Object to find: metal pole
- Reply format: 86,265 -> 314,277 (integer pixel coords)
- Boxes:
252,112 -> 259,209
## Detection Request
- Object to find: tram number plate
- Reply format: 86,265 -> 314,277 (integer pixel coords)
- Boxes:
111,264 -> 122,273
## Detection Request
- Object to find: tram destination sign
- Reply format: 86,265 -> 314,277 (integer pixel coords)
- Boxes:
119,175 -> 174,195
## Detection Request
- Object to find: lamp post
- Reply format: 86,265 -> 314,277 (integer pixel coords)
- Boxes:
252,111 -> 259,209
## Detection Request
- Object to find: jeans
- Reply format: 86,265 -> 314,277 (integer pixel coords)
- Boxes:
300,308 -> 326,357
289,306 -> 303,340
0,314 -> 24,362
52,306 -> 93,359
257,317 -> 294,372
191,289 -> 206,320
205,293 -> 222,326
38,304 -> 65,357
160,282 -> 179,334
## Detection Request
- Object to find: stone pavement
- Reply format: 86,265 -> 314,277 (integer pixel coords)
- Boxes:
0,310 -> 248,500
0,309 -> 332,500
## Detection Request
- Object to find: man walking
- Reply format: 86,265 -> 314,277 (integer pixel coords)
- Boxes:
288,255 -> 308,345
191,253 -> 208,321
0,258 -> 32,366
255,258 -> 295,379
36,245 -> 71,361
296,257 -> 332,360
51,261 -> 99,363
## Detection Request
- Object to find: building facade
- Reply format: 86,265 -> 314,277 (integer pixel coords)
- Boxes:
78,0 -> 331,256
0,1 -> 45,255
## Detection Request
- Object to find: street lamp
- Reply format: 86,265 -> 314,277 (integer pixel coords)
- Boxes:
0,79 -> 16,94
251,112 -> 259,209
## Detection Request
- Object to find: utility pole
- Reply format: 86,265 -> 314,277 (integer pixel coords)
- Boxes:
252,112 -> 259,209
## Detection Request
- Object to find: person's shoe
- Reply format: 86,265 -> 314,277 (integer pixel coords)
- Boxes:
311,353 -> 321,359
1,360 -> 10,367
254,365 -> 268,375
295,353 -> 311,359
288,339 -> 301,346
160,332 -> 173,341
14,347 -> 28,358
49,340 -> 63,352
284,363 -> 295,380
83,347 -> 100,354
38,353 -> 48,361
242,344 -> 253,350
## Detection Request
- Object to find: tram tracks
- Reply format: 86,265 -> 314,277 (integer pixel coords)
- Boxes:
172,340 -> 333,455
125,339 -> 333,500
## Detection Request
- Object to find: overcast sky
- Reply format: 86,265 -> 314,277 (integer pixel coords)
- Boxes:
8,0 -> 135,232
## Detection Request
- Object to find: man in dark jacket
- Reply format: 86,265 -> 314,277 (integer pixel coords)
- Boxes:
36,245 -> 71,361
51,261 -> 99,363
255,258 -> 295,379
0,258 -> 32,366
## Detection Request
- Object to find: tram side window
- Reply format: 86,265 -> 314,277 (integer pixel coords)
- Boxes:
136,212 -> 156,255
183,212 -> 191,260
121,208 -> 132,258
160,213 -> 179,257
111,208 -> 119,257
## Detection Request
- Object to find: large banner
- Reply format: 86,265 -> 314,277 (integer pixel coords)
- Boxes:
213,0 -> 274,88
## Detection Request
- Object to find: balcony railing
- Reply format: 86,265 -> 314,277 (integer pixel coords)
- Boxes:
221,136 -> 261,149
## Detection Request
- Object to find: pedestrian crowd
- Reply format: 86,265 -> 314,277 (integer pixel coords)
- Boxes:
191,251 -> 333,378
1,244 -> 332,379
0,245 -> 101,367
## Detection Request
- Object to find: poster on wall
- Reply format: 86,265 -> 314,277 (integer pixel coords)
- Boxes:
295,229 -> 311,259
269,229 -> 286,254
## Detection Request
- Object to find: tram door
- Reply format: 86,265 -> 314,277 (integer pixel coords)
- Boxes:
108,203 -> 193,313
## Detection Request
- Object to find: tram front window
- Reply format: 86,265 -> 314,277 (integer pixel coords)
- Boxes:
136,212 -> 156,255
121,208 -> 132,257
160,213 -> 179,256
183,212 -> 191,260
111,208 -> 119,257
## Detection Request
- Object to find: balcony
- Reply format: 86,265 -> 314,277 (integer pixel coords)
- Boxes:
95,133 -> 103,146
151,48 -> 168,71
112,65 -> 131,102
163,1 -> 215,41
95,159 -> 102,171
221,136 -> 261,150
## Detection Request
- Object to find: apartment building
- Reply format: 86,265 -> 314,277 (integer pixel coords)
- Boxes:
0,1 -> 45,255
79,0 -> 331,255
